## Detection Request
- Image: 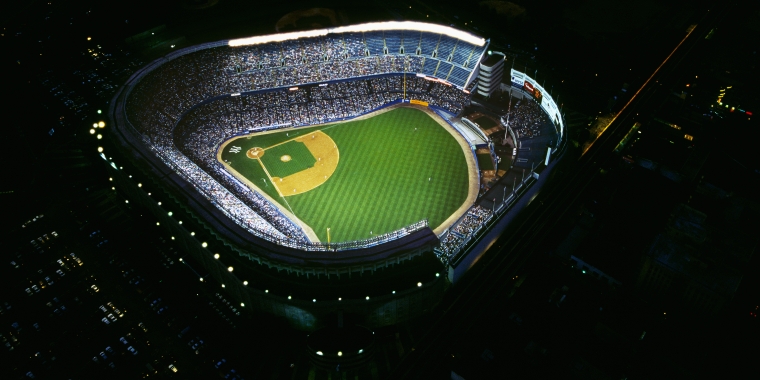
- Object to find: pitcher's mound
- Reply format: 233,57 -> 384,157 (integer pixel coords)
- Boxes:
246,147 -> 265,159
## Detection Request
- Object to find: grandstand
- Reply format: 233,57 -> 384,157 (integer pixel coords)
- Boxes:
119,21 -> 489,260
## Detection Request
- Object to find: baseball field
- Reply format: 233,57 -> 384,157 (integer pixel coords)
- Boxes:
219,106 -> 476,243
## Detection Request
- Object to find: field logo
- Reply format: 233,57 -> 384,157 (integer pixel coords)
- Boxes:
229,146 -> 242,153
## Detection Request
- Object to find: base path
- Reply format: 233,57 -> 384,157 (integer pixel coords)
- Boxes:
271,131 -> 340,196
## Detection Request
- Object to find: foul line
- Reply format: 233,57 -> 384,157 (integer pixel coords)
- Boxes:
255,159 -> 282,197
581,24 -> 698,157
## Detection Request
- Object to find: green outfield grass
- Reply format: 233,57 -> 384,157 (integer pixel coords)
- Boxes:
220,107 -> 471,242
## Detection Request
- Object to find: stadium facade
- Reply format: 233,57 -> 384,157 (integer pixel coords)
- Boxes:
108,22 -> 564,329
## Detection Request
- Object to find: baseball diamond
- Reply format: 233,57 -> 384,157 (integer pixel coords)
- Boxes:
219,106 -> 476,243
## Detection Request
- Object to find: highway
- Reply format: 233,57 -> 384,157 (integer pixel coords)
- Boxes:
389,4 -> 732,378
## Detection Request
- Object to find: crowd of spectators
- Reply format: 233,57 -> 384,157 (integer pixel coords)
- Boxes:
126,30 -> 477,133
170,76 -> 467,244
507,99 -> 549,139
435,205 -> 493,266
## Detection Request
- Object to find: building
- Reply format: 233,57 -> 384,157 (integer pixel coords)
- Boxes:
477,52 -> 505,97
635,201 -> 752,316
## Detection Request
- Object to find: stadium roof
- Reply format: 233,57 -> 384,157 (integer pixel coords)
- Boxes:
228,21 -> 486,48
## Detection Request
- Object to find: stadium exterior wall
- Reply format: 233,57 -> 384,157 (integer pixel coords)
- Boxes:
103,152 -> 446,331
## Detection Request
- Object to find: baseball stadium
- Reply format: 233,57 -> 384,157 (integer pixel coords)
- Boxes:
109,21 -> 564,329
